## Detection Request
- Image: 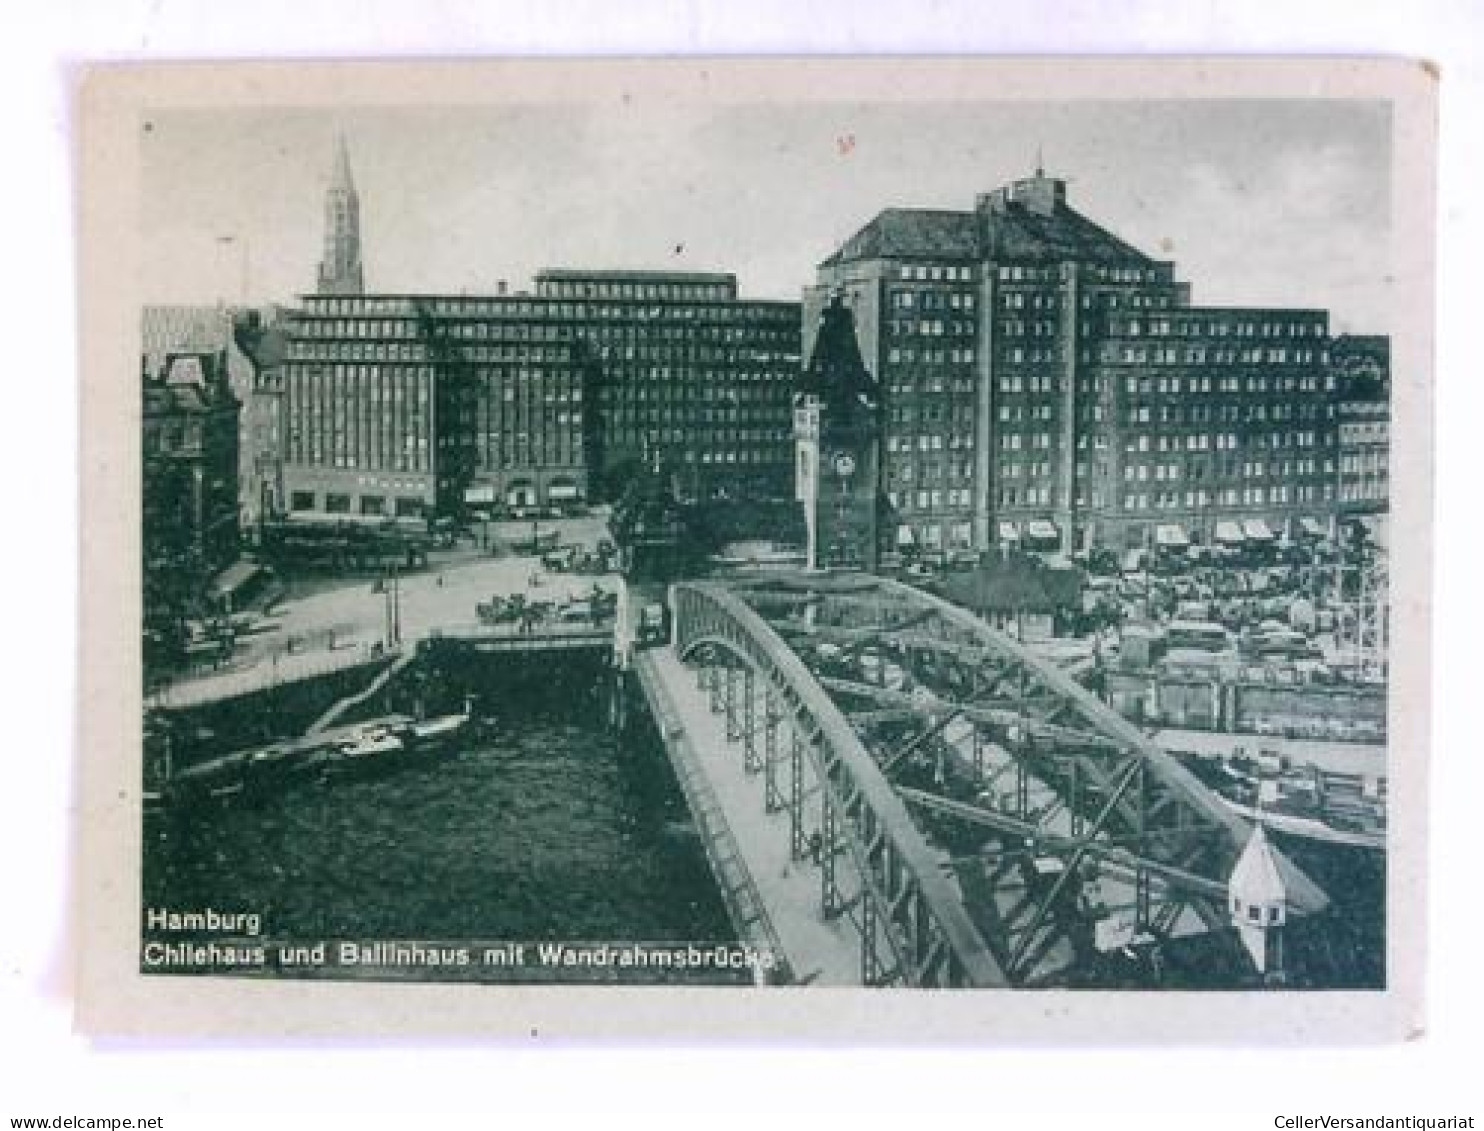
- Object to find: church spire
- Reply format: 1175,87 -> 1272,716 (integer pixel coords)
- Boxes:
316,133 -> 364,296
331,132 -> 356,193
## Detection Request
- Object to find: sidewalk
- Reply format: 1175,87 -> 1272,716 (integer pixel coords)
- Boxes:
647,646 -> 861,986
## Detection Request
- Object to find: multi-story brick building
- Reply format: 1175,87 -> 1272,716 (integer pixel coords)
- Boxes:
531,269 -> 800,502
278,292 -> 594,522
142,304 -> 269,524
1331,335 -> 1390,519
231,307 -> 292,531
142,351 -> 241,656
809,170 -> 1366,557
276,275 -> 801,521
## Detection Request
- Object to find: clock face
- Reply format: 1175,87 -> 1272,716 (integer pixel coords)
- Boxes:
833,452 -> 857,477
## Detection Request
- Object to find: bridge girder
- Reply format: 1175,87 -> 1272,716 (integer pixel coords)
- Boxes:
671,584 -> 1007,988
671,573 -> 1330,988
728,573 -> 1327,910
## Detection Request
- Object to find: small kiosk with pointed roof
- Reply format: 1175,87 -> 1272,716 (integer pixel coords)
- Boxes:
1228,820 -> 1289,978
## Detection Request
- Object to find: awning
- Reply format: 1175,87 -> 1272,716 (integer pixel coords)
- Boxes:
1242,518 -> 1276,542
997,521 -> 1020,542
1154,523 -> 1190,548
896,525 -> 916,547
209,561 -> 262,596
1214,521 -> 1245,545
548,483 -> 580,501
1026,519 -> 1059,542
1299,517 -> 1326,539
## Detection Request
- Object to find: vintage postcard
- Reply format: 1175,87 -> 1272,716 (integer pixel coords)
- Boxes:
76,57 -> 1433,1039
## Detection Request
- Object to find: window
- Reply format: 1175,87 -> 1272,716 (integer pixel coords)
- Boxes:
395,497 -> 423,518
360,495 -> 386,516
290,491 -> 315,512
324,493 -> 351,514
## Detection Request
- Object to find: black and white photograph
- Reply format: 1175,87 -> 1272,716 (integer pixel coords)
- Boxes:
75,57 -> 1433,1035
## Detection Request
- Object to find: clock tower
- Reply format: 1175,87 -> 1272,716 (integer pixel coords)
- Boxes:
795,294 -> 883,571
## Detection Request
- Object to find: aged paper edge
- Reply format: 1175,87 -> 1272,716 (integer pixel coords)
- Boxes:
74,56 -> 1435,1042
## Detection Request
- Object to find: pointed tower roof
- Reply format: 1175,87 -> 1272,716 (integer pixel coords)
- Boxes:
798,294 -> 877,412
331,133 -> 356,193
1229,822 -> 1288,908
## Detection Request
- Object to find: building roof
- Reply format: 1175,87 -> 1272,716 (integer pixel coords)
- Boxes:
537,268 -> 738,284
821,175 -> 1154,268
824,209 -> 982,266
797,295 -> 878,411
142,305 -> 235,369
143,351 -> 239,417
1229,822 -> 1288,907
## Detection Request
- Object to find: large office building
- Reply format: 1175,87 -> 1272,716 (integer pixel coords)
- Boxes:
279,291 -> 596,521
278,277 -> 800,521
275,144 -> 801,522
809,170 -> 1375,557
532,269 -> 800,502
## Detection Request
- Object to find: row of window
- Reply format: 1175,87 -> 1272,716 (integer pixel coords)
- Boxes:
888,461 -> 976,484
605,385 -> 779,404
1105,345 -> 1327,367
1122,484 -> 1335,511
889,488 -> 978,512
1120,457 -> 1331,482
886,348 -> 978,366
288,490 -> 424,517
536,279 -> 735,303
1122,430 -> 1331,454
995,486 -> 1055,507
1340,422 -> 1390,443
1127,373 -> 1332,395
1339,481 -> 1388,501
891,290 -> 977,311
897,263 -> 975,283
889,318 -> 976,339
886,433 -> 975,452
1111,317 -> 1327,339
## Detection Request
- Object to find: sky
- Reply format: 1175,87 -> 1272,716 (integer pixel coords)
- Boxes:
140,99 -> 1393,333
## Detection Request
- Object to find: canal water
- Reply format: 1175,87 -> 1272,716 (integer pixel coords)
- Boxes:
142,657 -> 736,971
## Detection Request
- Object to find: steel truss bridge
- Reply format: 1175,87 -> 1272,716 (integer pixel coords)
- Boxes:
669,572 -> 1329,989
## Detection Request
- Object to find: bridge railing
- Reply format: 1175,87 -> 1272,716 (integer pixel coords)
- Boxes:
634,652 -> 794,985
670,581 -> 1005,988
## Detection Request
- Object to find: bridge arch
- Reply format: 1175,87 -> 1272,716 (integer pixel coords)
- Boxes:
671,581 -> 1006,988
669,570 -> 1332,986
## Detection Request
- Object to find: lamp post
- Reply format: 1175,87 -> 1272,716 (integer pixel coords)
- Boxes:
390,563 -> 401,647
